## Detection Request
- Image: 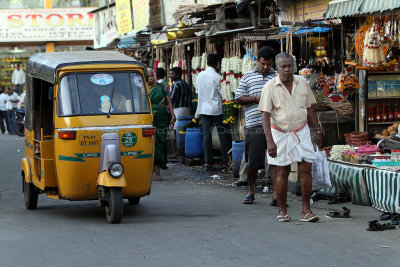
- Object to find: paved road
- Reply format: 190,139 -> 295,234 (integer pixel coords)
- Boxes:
0,133 -> 399,267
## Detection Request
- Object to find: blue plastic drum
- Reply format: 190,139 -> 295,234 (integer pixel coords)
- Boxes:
232,140 -> 245,178
185,127 -> 203,158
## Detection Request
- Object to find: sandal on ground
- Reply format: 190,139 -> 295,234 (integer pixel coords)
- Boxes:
270,198 -> 289,207
299,213 -> 319,222
379,212 -> 392,221
366,220 -> 396,231
391,214 -> 400,225
243,193 -> 255,204
327,207 -> 351,218
277,215 -> 291,222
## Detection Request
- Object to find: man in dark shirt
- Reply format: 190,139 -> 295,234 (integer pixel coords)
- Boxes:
170,67 -> 190,120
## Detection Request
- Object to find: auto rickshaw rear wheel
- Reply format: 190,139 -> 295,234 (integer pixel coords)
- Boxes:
128,197 -> 140,205
105,188 -> 123,224
23,178 -> 38,210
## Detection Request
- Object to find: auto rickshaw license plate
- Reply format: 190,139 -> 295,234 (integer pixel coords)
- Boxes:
79,135 -> 100,146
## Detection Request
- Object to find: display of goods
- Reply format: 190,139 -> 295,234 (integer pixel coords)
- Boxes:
342,150 -> 362,162
344,132 -> 370,146
357,144 -> 380,154
337,69 -> 360,93
220,56 -> 243,124
319,74 -> 348,103
362,20 -> 388,68
374,121 -> 399,138
329,145 -> 353,161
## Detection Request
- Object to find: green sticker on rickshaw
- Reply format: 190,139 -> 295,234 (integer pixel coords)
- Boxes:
122,132 -> 137,147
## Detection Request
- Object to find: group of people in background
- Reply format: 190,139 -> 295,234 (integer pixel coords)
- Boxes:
149,47 -> 322,223
0,64 -> 25,135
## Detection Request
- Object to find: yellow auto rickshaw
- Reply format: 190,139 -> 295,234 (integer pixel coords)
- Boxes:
21,51 -> 155,223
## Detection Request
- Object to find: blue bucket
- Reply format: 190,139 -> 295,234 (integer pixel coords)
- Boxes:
185,127 -> 203,158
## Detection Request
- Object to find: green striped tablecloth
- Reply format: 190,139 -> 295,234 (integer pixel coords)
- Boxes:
365,168 -> 400,214
319,161 -> 371,206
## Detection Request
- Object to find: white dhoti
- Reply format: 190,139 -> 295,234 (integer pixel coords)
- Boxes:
267,123 -> 315,166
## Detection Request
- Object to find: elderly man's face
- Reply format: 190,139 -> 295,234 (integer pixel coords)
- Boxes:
277,57 -> 294,83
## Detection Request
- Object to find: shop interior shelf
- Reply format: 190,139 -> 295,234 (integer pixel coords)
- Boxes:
369,122 -> 397,125
369,96 -> 400,99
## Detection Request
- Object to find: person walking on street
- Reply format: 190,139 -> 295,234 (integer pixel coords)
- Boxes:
5,87 -> 19,135
170,67 -> 190,120
196,54 -> 231,171
0,87 -> 11,134
12,64 -> 25,95
235,46 -> 278,205
147,68 -> 176,181
259,52 -> 322,222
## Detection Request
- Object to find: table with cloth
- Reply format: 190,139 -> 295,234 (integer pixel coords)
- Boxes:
318,160 -> 400,214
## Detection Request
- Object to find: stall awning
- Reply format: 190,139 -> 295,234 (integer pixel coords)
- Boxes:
324,0 -> 400,19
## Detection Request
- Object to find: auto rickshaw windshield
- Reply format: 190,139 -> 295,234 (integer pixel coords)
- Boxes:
57,71 -> 150,116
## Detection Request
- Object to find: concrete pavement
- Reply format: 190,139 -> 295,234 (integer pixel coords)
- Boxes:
0,133 -> 399,266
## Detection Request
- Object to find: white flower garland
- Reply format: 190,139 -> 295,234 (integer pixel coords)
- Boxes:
191,56 -> 201,88
158,62 -> 165,70
200,52 -> 208,70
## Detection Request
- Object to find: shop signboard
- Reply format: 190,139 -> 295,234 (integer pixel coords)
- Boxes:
93,5 -> 119,49
132,0 -> 150,33
115,0 -> 133,35
149,0 -> 163,28
0,8 -> 94,42
293,0 -> 330,22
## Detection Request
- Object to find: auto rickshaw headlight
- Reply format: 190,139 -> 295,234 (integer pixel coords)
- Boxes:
108,162 -> 124,178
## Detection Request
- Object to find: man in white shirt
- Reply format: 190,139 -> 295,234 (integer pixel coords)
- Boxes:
0,87 -> 11,134
5,87 -> 19,135
196,54 -> 231,171
12,64 -> 25,95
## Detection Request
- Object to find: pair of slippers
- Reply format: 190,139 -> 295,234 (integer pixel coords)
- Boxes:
276,213 -> 319,222
379,212 -> 400,225
327,207 -> 351,218
367,220 -> 396,231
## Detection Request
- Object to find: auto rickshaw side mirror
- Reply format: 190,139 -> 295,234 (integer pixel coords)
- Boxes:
48,87 -> 54,100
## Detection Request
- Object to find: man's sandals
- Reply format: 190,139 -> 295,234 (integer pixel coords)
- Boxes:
299,213 -> 320,222
277,215 -> 291,222
243,193 -> 255,204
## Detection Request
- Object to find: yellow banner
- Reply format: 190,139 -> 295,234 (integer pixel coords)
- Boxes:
294,0 -> 330,22
116,0 -> 133,35
132,0 -> 149,33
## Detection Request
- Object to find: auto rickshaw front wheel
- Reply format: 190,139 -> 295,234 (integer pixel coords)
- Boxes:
23,178 -> 38,210
105,187 -> 123,224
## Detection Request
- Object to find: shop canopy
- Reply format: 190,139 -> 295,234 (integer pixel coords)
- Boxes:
324,0 -> 400,19
278,26 -> 331,35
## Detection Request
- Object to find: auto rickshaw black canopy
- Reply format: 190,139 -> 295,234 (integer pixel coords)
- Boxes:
26,51 -> 146,84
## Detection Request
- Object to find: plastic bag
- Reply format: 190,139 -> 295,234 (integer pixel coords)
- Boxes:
312,150 -> 332,189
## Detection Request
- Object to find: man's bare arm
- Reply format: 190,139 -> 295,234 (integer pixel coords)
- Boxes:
235,95 -> 261,105
262,111 -> 277,158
